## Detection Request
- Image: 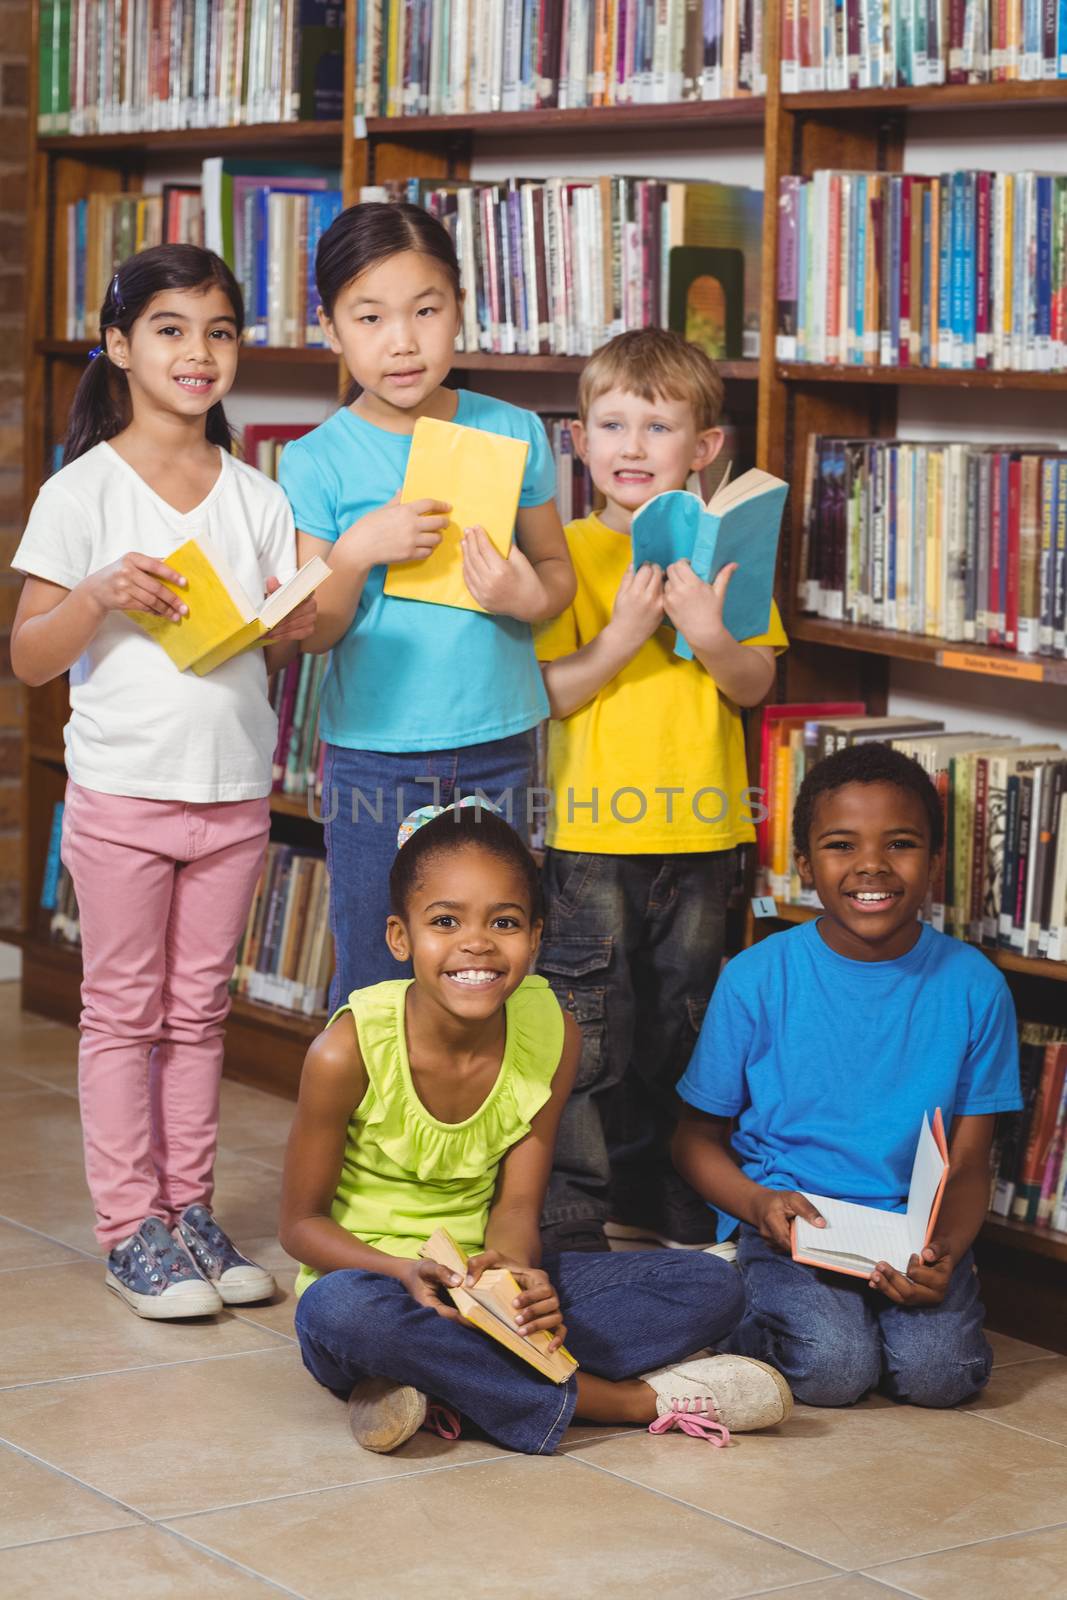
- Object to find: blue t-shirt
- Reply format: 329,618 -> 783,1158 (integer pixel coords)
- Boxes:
678,919 -> 1021,1225
278,391 -> 556,752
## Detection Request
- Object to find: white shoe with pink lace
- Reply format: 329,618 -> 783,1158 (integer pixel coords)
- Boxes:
642,1353 -> 793,1446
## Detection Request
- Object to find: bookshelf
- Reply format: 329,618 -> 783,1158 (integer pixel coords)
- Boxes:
17,1 -> 1067,1347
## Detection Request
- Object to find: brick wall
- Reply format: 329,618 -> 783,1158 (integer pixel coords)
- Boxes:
0,2 -> 27,928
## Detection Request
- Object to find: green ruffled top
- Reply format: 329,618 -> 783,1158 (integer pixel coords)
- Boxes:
295,976 -> 564,1296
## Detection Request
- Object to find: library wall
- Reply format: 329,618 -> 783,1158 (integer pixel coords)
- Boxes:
0,0 -> 28,929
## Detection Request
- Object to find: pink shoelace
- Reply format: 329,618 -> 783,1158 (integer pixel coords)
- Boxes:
423,1402 -> 462,1440
648,1396 -> 731,1447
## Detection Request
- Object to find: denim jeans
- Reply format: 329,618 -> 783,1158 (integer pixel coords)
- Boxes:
295,1247 -> 744,1454
726,1226 -> 993,1408
321,730 -> 538,1005
536,847 -> 735,1228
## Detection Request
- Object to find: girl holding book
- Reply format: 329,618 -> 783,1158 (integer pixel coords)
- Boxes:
282,803 -> 792,1455
10,244 -> 316,1319
278,202 -> 576,1003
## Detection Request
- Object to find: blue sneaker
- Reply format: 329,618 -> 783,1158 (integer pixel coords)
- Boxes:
176,1205 -> 276,1305
106,1216 -> 223,1319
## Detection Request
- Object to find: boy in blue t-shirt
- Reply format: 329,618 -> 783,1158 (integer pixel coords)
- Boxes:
674,742 -> 1022,1409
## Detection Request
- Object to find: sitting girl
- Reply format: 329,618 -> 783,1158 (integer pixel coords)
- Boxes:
281,805 -> 792,1455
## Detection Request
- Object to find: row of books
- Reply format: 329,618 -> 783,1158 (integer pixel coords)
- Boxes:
992,1023 -> 1067,1233
355,0 -> 768,119
63,188 -> 204,341
233,844 -> 333,1015
757,708 -> 1067,965
797,438 -> 1067,656
37,0 -> 344,136
373,174 -> 763,359
776,169 -> 1067,372
270,653 -> 329,800
780,0 -> 1067,90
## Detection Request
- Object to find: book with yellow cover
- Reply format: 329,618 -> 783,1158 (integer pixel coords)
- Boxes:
419,1228 -> 578,1384
383,417 -> 529,613
126,536 -> 330,676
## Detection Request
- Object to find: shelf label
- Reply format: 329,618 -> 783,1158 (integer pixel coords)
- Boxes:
939,651 -> 1044,683
750,895 -> 779,919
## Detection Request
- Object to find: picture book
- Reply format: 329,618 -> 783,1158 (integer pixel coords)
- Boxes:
792,1110 -> 950,1279
384,418 -> 529,613
419,1228 -> 578,1385
668,245 -> 744,360
127,538 -> 330,677
631,467 -> 788,659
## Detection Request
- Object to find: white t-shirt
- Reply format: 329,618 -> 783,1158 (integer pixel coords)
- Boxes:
13,442 -> 297,803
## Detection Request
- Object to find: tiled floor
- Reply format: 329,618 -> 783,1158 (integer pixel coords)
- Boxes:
2,983 -> 1066,1600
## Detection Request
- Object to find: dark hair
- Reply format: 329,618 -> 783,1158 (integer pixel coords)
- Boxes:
63,244 -> 245,465
389,806 -> 543,922
792,741 -> 944,859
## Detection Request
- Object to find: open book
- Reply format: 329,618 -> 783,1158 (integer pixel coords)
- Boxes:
127,536 -> 330,676
792,1110 -> 950,1279
630,466 -> 788,659
383,417 -> 529,613
419,1228 -> 578,1385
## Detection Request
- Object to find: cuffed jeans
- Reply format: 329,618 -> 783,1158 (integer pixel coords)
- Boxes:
320,730 -> 538,1005
537,847 -> 735,1229
295,1247 -> 745,1454
726,1226 -> 993,1409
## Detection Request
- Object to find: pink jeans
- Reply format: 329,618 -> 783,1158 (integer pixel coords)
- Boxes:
61,781 -> 271,1248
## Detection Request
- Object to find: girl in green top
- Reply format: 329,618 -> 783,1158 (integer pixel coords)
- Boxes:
282,806 -> 791,1455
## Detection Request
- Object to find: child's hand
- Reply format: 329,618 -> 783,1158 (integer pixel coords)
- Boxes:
751,1187 -> 826,1253
663,560 -> 739,654
400,1259 -> 464,1320
461,527 -> 548,621
464,1250 -> 568,1353
339,491 -> 449,570
261,576 -> 317,642
86,553 -> 189,621
609,563 -> 665,649
869,1238 -> 955,1306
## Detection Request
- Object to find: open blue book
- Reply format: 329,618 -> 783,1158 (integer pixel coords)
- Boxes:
631,468 -> 788,659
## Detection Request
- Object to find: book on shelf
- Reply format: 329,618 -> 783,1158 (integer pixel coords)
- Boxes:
793,1111 -> 950,1277
798,436 -> 1067,657
354,0 -> 768,121
61,190 -> 203,340
776,169 -> 1067,373
418,1228 -> 579,1383
756,700 -> 866,876
367,173 -> 763,359
780,0 -> 1067,92
668,244 -> 745,361
543,414 -> 596,523
241,423 -> 316,478
233,842 -> 334,1015
39,802 -> 65,912
991,1021 -> 1067,1232
630,466 -> 788,658
270,652 -> 329,799
37,0 -> 344,136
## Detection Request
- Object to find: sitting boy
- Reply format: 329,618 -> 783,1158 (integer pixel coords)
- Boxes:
535,328 -> 787,1252
673,741 -> 1022,1407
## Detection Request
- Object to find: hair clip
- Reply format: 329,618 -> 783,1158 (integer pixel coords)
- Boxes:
396,796 -> 499,851
110,272 -> 124,309
87,345 -> 105,361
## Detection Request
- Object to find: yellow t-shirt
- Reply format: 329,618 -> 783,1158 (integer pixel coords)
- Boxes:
534,513 -> 788,855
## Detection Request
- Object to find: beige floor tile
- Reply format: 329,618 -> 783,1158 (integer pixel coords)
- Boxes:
217,1080 -> 295,1149
0,1524 -> 287,1599
0,1091 -> 86,1178
172,1456 -> 831,1600
0,1218 -> 82,1273
224,1142 -> 289,1171
0,1166 -> 99,1254
0,1443 -> 137,1551
1,1030 -> 80,1081
571,1399 -> 1067,1570
986,1331 -> 1060,1368
967,1357 -> 1067,1447
760,1582 -> 909,1599
0,1262 -> 289,1387
229,1263 -> 298,1341
866,1524 -> 1067,1598
0,1346 -> 507,1519
205,1151 -> 284,1242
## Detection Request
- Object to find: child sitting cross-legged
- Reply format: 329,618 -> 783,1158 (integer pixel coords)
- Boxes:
281,804 -> 792,1455
673,742 -> 1023,1409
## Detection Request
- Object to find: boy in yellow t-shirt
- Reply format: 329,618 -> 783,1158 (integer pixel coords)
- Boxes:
535,328 -> 787,1254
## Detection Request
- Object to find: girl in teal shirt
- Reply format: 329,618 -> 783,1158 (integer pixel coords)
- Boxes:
279,202 -> 576,1003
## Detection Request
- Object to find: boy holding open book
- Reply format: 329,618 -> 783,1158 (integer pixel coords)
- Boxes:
674,742 -> 1023,1408
535,328 -> 788,1252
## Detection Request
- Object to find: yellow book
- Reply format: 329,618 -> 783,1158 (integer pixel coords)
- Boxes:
126,536 -> 330,676
419,1227 -> 578,1385
383,417 -> 528,614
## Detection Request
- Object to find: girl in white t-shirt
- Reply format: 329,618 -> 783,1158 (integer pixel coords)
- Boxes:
11,244 -> 316,1319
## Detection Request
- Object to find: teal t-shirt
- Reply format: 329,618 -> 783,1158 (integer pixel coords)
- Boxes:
278,391 -> 555,752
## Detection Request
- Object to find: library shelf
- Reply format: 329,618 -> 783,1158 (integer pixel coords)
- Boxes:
363,98 -> 766,139
269,791 -> 321,822
449,352 -> 759,380
36,121 -> 345,157
783,81 -> 1067,115
981,1214 -> 1067,1266
37,339 -> 341,369
777,363 -> 1067,392
787,618 -> 1067,688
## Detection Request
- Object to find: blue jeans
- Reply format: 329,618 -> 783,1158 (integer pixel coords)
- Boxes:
727,1226 -> 993,1408
537,847 -> 735,1228
321,731 -> 538,1004
295,1247 -> 744,1454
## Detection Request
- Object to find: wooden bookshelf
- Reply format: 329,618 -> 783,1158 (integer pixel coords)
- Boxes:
362,98 -> 766,139
778,362 -> 1067,391
36,121 -> 346,156
788,617 -> 1067,687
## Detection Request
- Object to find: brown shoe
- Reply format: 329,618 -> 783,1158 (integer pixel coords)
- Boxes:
347,1378 -> 427,1454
